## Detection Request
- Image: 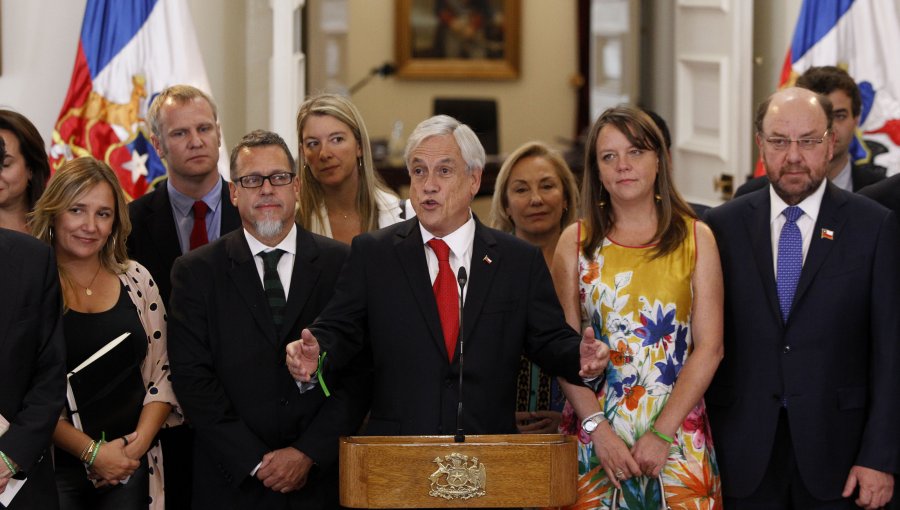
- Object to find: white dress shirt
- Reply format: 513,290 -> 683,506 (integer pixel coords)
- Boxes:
419,212 -> 475,302
243,224 -> 298,299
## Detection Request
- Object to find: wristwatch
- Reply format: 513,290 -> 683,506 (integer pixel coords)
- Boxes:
581,412 -> 605,433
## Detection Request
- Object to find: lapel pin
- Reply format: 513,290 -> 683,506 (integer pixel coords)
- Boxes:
820,228 -> 834,241
482,255 -> 492,265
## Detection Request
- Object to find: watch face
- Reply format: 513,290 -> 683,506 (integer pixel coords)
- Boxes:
583,419 -> 598,433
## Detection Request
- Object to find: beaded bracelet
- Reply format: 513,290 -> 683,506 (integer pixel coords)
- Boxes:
649,425 -> 674,444
0,450 -> 17,477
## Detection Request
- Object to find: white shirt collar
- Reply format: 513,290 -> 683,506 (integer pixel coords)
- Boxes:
243,223 -> 298,256
418,212 -> 476,257
769,178 -> 827,225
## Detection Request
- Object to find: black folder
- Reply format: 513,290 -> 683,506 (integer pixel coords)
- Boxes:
66,333 -> 145,440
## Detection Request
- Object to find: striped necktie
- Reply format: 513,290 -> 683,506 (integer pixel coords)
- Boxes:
260,249 -> 286,330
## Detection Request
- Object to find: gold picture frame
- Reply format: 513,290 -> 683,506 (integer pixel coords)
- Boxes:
395,0 -> 520,80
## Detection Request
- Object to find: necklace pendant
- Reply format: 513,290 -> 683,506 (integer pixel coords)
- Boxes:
85,288 -> 93,296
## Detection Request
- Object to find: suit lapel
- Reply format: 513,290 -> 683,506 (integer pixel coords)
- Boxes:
744,191 -> 782,323
219,179 -> 242,233
395,220 -> 448,360
281,227 -> 320,345
0,232 -> 21,349
225,232 -> 279,345
462,221 -> 499,342
793,184 -> 846,309
147,184 -> 185,267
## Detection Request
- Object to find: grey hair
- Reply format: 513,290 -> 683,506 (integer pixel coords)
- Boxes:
404,115 -> 486,173
229,129 -> 296,180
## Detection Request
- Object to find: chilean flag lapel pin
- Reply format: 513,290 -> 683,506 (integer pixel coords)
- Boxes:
483,255 -> 492,265
821,228 -> 834,240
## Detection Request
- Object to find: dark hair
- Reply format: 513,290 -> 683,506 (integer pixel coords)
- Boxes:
643,109 -> 672,150
0,110 -> 50,210
0,134 -> 5,160
229,129 -> 296,180
582,105 -> 696,259
796,66 -> 861,118
755,89 -> 835,134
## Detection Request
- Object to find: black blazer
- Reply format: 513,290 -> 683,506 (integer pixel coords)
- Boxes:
167,226 -> 368,510
0,229 -> 66,509
312,218 -> 584,436
734,160 -> 887,198
126,178 -> 241,307
860,172 -> 900,219
704,183 -> 900,499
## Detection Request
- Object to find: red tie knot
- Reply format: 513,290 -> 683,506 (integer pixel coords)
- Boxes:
428,238 -> 451,262
193,200 -> 209,220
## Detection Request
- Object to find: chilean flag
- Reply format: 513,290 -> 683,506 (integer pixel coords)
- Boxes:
755,0 -> 900,177
49,0 -> 221,199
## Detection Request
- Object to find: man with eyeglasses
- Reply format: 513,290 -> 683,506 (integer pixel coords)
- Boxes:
126,84 -> 242,510
705,87 -> 900,509
735,66 -> 886,198
166,130 -> 368,508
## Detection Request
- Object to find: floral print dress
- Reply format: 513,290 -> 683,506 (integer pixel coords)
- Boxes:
560,220 -> 721,510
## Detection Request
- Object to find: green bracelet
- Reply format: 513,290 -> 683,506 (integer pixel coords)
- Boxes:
649,425 -> 674,444
87,440 -> 103,467
0,450 -> 17,476
317,352 -> 330,397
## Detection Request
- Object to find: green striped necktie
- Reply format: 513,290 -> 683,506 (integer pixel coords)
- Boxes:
260,249 -> 286,329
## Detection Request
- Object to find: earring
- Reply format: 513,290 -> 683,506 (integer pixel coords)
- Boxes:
358,157 -> 363,169
655,194 -> 662,202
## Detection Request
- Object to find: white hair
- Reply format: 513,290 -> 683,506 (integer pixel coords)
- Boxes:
404,115 -> 486,173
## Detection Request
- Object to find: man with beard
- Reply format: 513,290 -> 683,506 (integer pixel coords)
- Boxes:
167,130 -> 368,509
705,87 -> 900,509
735,66 -> 886,197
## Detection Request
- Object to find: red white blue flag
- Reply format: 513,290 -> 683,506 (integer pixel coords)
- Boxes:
50,0 -> 219,199
760,0 -> 900,176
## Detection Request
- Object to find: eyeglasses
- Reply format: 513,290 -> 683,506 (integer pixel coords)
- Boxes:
235,172 -> 295,188
762,131 -> 829,151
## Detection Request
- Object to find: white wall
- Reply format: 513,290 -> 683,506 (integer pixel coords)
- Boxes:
0,0 -> 248,150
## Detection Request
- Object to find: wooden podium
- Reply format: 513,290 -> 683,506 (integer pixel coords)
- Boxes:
339,434 -> 577,508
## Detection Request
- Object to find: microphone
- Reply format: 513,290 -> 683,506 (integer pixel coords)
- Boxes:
373,62 -> 396,77
454,266 -> 467,443
349,62 -> 396,95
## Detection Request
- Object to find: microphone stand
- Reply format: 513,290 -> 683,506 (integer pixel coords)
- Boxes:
348,62 -> 396,95
454,267 -> 468,443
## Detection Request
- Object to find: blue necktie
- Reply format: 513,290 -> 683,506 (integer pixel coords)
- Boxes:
776,206 -> 803,322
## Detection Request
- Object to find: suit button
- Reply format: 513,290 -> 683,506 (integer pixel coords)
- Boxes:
280,398 -> 289,406
783,345 -> 791,354
445,378 -> 454,388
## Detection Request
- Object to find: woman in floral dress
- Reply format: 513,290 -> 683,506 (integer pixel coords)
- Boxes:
552,106 -> 724,509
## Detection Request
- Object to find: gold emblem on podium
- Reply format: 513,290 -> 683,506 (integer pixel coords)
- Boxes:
428,452 -> 486,500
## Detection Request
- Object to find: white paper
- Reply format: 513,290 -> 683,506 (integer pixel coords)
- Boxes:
0,412 -> 26,506
0,477 -> 25,506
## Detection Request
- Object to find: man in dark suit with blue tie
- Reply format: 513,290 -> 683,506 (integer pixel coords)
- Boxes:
705,87 -> 900,509
285,115 -> 608,437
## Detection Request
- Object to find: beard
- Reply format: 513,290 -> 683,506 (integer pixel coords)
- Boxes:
253,218 -> 285,239
766,159 -> 826,205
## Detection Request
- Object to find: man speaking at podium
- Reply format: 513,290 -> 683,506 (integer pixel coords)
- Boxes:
286,115 -> 607,436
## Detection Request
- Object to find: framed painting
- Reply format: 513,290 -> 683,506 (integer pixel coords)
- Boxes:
395,0 -> 520,80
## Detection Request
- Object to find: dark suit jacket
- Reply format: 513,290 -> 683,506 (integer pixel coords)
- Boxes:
0,229 -> 66,509
127,178 -> 241,307
312,217 -> 583,436
167,226 -> 368,510
734,161 -> 887,198
860,172 -> 900,218
704,183 -> 900,499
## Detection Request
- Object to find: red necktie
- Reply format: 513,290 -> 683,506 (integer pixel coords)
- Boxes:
427,239 -> 459,361
189,201 -> 209,250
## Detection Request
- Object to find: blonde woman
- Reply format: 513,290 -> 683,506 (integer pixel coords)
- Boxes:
32,158 -> 181,510
296,93 -> 405,243
490,141 -> 579,434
